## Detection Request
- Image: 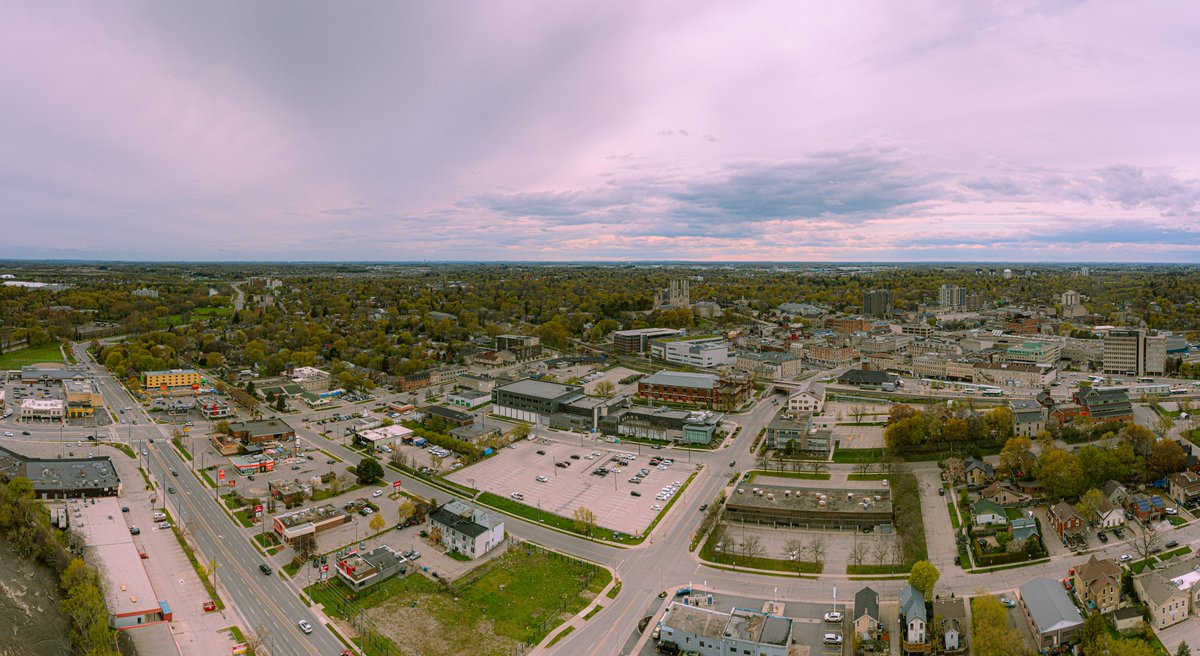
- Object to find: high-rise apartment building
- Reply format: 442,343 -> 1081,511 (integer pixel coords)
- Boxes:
1103,329 -> 1145,376
938,285 -> 966,310
863,289 -> 893,317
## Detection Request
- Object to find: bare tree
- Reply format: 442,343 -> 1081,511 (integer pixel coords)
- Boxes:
742,534 -> 766,561
872,538 -> 889,566
943,457 -> 965,489
890,539 -> 905,566
784,538 -> 804,562
850,404 -> 869,424
1130,522 -> 1162,563
853,461 -> 874,477
244,624 -> 269,655
808,535 -> 828,569
850,538 -> 869,567
805,459 -> 829,476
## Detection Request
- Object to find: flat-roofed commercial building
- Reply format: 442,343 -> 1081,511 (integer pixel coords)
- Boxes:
725,483 -> 893,530
1103,329 -> 1145,375
273,504 -> 351,543
19,398 -> 64,422
735,351 -> 802,380
658,602 -> 795,656
1002,340 -> 1062,365
492,378 -> 583,423
601,406 -> 723,445
0,446 -> 121,499
336,545 -> 408,590
141,368 -> 202,392
194,395 -> 232,418
355,424 -> 413,449
227,418 -> 295,444
64,378 -> 103,418
287,366 -> 331,392
73,497 -> 166,629
650,336 -> 734,368
612,328 -> 684,355
972,362 -> 1056,388
20,363 -> 90,384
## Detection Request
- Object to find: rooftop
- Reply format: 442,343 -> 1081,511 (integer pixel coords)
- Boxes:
228,418 -> 294,438
641,371 -> 719,390
74,497 -> 159,617
727,483 -> 892,515
494,378 -> 582,400
1019,577 -> 1084,634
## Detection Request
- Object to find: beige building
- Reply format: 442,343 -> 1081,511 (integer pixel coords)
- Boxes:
19,398 -> 64,422
972,362 -> 1056,388
1073,556 -> 1121,615
64,379 -> 103,418
1133,556 -> 1200,630
1103,329 -> 1144,375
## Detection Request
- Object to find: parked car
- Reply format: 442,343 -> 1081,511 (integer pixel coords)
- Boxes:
1167,540 -> 1180,548
1097,532 -> 1108,543
536,475 -> 548,483
1166,507 -> 1179,515
823,634 -> 842,645
1120,554 -> 1133,563
631,491 -> 642,497
1000,597 -> 1016,608
129,526 -> 140,535
536,450 -> 546,455
823,611 -> 843,623
373,490 -> 384,498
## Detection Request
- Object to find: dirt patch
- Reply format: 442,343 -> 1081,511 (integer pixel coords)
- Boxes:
369,591 -> 523,656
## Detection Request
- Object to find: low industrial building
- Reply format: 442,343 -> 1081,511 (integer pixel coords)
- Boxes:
600,406 -> 724,445
491,378 -> 624,430
836,369 -> 899,390
272,504 -> 351,543
73,497 -> 167,629
650,336 -> 735,368
0,446 -> 120,499
20,363 -> 90,384
657,602 -> 795,656
447,389 -> 491,409
355,424 -> 414,449
19,398 -> 64,422
449,423 -> 502,445
724,484 -> 892,530
227,418 -> 295,444
336,545 -> 408,590
1019,577 -> 1085,651
429,501 -> 504,559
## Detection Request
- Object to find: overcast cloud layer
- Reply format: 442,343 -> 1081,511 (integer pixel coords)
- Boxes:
2,1 -> 1199,262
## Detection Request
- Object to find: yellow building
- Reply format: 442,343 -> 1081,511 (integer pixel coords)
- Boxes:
142,369 -> 202,392
64,379 -> 103,418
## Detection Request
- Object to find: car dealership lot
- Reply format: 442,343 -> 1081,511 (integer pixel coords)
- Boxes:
447,438 -> 685,535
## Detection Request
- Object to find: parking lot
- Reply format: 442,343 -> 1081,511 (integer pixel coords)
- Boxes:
446,438 -> 693,535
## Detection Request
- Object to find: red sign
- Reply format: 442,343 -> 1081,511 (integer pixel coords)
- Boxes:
392,480 -> 401,489
253,504 -> 264,514
322,565 -> 329,573
218,469 -> 225,481
229,480 -> 235,488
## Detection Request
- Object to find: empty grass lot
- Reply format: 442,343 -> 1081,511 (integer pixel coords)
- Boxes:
0,343 -> 63,369
312,547 -> 609,656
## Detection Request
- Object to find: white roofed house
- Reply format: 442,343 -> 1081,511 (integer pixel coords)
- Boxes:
429,501 -> 504,559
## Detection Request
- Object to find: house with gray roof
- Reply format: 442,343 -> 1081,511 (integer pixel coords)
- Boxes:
1010,517 -> 1039,544
898,584 -> 928,648
1018,577 -> 1084,650
854,586 -> 881,640
1133,555 -> 1200,630
429,501 -> 504,559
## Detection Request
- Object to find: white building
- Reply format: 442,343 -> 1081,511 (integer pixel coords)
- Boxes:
19,398 -> 64,422
355,424 -> 413,449
650,337 -> 734,368
786,388 -> 825,414
658,602 -> 794,656
429,501 -> 504,559
289,366 -> 331,392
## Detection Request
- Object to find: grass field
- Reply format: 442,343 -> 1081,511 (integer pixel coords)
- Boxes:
831,448 -> 885,463
0,343 -> 63,369
311,548 -> 608,656
748,470 -> 832,482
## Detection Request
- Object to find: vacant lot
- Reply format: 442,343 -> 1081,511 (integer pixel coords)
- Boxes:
318,547 -> 608,656
0,343 -> 63,369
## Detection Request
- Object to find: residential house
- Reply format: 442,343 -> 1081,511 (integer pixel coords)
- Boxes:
1019,577 -> 1085,650
1010,399 -> 1046,437
932,597 -> 967,653
1133,556 -> 1200,630
1169,470 -> 1200,505
1094,496 -> 1125,529
972,499 -> 1008,527
1048,501 -> 1084,541
1126,493 -> 1166,524
981,482 -> 1031,507
428,501 -> 505,559
854,586 -> 881,641
964,457 -> 995,487
1010,517 -> 1040,545
898,584 -> 928,650
1102,480 -> 1129,506
1073,555 -> 1122,615
785,388 -> 825,414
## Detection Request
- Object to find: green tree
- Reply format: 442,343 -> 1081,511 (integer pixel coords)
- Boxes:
594,381 -> 616,398
1079,611 -> 1107,652
972,595 -> 1024,656
573,506 -> 598,538
908,560 -> 939,599
1149,439 -> 1187,479
1177,641 -> 1192,656
998,436 -> 1035,479
355,457 -> 384,485
1036,449 -> 1086,499
1075,488 -> 1107,527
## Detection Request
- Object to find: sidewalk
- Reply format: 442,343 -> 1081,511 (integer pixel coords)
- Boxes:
528,573 -> 622,656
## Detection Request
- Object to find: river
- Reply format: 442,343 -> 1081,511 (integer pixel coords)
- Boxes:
0,538 -> 70,656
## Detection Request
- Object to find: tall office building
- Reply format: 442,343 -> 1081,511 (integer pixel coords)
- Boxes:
863,289 -> 893,318
1103,329 -> 1145,376
938,285 -> 966,310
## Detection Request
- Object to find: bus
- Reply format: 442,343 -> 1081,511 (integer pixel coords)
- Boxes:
981,388 -> 1004,397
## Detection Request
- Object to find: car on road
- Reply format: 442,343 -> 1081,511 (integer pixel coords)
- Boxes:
121,506 -> 129,513
1167,540 -> 1180,548
129,526 -> 140,535
699,504 -> 708,512
1120,554 -> 1133,563
536,450 -> 546,455
297,620 -> 312,634
167,486 -> 175,494
729,461 -> 736,467
823,611 -> 843,623
359,507 -> 373,516
373,489 -> 384,498
511,492 -> 525,501
141,449 -> 147,456
259,563 -> 273,575
1000,597 -> 1016,608
3,432 -> 12,437
171,469 -> 178,477
327,459 -> 337,464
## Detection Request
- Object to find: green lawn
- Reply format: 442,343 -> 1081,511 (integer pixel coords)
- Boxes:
847,473 -> 890,481
832,448 -> 885,463
0,343 -> 63,369
748,470 -> 831,481
948,502 -> 961,529
310,548 -> 608,653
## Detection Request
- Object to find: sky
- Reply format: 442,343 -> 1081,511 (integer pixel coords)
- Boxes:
2,1 -> 1199,262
